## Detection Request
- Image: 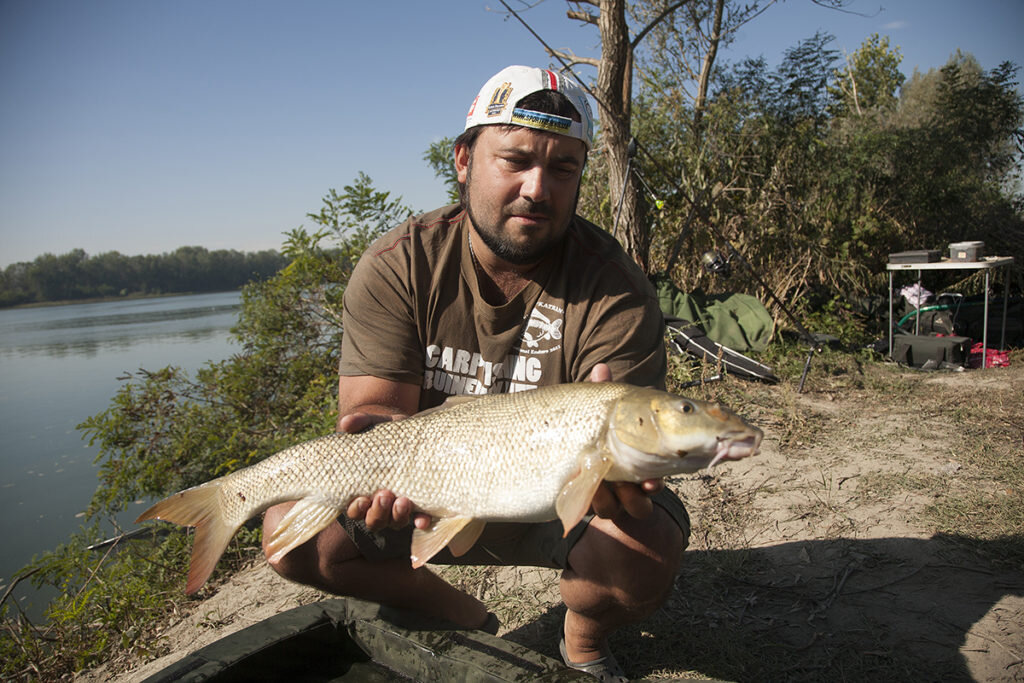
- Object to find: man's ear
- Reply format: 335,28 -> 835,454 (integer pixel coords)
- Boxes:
454,142 -> 470,183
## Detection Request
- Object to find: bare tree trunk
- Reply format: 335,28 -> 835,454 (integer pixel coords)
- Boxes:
693,0 -> 725,127
596,0 -> 650,272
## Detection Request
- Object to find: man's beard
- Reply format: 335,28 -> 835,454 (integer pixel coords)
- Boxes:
462,160 -> 579,266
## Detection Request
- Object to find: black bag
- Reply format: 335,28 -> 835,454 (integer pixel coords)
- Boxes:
892,334 -> 970,369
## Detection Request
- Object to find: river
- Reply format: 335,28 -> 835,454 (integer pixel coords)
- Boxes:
0,291 -> 242,615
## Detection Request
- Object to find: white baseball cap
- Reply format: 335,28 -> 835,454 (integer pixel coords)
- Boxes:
464,65 -> 595,149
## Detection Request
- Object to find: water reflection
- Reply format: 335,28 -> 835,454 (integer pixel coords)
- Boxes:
0,293 -> 241,358
0,291 -> 242,613
4,327 -> 231,359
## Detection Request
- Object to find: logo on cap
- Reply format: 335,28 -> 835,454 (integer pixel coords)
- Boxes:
486,82 -> 513,117
510,108 -> 572,134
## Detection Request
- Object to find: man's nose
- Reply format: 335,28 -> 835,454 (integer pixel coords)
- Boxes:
520,166 -> 551,204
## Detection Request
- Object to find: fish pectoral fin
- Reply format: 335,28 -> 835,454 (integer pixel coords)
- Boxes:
555,448 -> 614,537
410,516 -> 480,568
265,497 -> 342,564
447,518 -> 487,557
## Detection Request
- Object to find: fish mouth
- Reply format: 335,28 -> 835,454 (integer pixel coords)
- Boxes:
706,432 -> 762,471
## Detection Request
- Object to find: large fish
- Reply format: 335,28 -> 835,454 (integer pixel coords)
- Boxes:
137,382 -> 762,594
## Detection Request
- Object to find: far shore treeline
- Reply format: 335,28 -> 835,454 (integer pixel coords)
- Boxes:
0,246 -> 289,308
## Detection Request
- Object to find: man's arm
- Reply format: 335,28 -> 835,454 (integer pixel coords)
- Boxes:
336,374 -> 420,429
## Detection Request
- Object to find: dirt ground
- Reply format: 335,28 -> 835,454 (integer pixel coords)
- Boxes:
79,357 -> 1024,682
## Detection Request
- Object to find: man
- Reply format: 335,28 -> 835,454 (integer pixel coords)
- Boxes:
263,65 -> 689,682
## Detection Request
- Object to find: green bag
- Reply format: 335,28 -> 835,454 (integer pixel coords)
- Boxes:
654,275 -> 774,353
142,598 -> 590,682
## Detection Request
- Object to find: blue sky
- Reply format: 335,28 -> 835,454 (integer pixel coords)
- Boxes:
2,0 -> 1022,267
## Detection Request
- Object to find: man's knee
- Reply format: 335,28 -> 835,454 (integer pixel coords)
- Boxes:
262,502 -> 305,580
621,508 -> 685,600
570,507 -> 686,604
262,503 -> 363,590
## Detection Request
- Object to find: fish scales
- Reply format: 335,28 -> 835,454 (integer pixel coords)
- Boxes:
137,382 -> 763,594
220,382 -> 629,523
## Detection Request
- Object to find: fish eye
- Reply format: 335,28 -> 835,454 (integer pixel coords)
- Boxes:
680,400 -> 695,414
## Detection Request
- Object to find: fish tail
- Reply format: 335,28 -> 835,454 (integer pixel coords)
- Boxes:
136,482 -> 237,594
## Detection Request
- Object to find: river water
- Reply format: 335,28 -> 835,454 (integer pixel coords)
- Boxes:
0,291 -> 242,614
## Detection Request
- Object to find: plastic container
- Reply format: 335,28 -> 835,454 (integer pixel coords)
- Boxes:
948,241 -> 984,262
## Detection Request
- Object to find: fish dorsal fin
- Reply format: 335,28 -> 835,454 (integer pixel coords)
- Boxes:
410,516 -> 480,568
413,394 -> 483,418
555,447 -> 614,536
264,497 -> 343,563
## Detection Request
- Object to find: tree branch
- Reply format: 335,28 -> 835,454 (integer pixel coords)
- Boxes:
693,0 -> 725,122
549,47 -> 601,68
631,0 -> 691,50
566,9 -> 599,25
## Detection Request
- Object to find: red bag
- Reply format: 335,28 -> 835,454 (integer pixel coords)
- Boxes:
967,342 -> 1010,369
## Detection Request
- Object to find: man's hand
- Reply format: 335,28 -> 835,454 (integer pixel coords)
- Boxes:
345,489 -> 431,531
586,362 -> 663,520
586,363 -> 613,383
589,479 -> 664,519
339,411 -> 431,531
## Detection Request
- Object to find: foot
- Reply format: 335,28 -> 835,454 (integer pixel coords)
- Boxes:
478,611 -> 500,635
559,633 -> 628,682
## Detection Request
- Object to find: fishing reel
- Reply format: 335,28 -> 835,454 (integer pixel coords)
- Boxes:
701,250 -> 732,278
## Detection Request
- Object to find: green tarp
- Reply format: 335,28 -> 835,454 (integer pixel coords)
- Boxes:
653,275 -> 774,353
141,598 -> 591,682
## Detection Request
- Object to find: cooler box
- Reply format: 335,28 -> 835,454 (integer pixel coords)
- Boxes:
892,335 -> 971,368
948,241 -> 984,262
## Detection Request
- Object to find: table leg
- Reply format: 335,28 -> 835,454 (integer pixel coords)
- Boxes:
982,270 -> 990,367
888,271 -> 894,357
1000,266 -> 1010,351
914,269 -> 922,335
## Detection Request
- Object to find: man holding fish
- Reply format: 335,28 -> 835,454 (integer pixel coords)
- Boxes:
263,65 -> 693,682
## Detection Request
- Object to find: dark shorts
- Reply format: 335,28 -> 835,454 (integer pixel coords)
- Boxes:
339,488 -> 691,570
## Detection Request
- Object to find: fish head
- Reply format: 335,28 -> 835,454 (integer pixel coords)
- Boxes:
606,388 -> 764,479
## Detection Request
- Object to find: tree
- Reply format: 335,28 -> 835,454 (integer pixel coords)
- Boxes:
503,0 -> 854,273
0,248 -> 289,307
827,33 -> 905,117
504,0 -> 710,272
423,137 -> 461,205
83,175 -> 412,516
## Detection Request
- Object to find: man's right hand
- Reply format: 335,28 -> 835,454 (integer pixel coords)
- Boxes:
346,489 -> 428,530
339,411 -> 431,531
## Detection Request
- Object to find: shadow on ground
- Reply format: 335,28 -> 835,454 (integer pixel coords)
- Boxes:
502,534 -> 1024,682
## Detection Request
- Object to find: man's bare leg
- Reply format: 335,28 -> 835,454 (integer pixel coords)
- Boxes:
263,503 -> 490,629
559,507 -> 684,663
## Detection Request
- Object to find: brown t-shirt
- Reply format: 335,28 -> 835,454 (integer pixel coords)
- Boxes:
340,204 -> 666,411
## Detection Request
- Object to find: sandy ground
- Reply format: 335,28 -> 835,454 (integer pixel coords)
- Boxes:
78,360 -> 1024,682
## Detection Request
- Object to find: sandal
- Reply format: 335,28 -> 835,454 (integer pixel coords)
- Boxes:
559,631 -> 628,682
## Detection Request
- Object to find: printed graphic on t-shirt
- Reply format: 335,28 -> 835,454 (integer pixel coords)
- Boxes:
521,301 -> 563,353
422,299 -> 565,397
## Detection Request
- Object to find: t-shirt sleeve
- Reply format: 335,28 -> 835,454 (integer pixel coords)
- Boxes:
339,249 -> 424,385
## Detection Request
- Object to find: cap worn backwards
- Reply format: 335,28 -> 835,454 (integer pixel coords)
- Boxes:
464,65 -> 595,149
